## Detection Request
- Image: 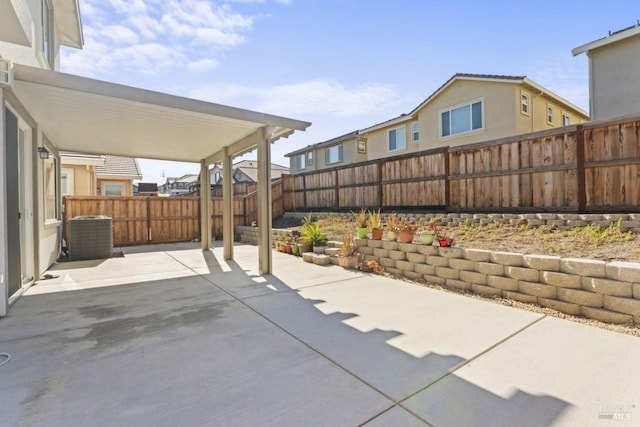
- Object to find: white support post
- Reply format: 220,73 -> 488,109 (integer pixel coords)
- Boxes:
200,160 -> 211,251
0,88 -> 7,316
222,147 -> 233,260
257,127 -> 272,274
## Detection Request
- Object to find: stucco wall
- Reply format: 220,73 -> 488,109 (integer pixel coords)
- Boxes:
291,137 -> 359,173
590,35 -> 640,120
62,164 -> 95,196
97,179 -> 134,196
514,87 -> 588,135
0,0 -> 61,70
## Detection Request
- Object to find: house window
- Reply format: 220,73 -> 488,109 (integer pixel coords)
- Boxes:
297,154 -> 306,170
214,171 -> 221,183
388,126 -> 406,151
104,183 -> 123,196
521,91 -> 530,115
412,122 -> 419,142
61,168 -> 74,196
562,113 -> 570,126
43,155 -> 58,221
547,105 -> 554,125
441,99 -> 483,137
357,138 -> 366,154
307,152 -> 313,166
42,0 -> 52,68
325,145 -> 342,164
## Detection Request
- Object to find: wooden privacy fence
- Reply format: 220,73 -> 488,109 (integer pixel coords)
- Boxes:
64,180 -> 284,246
283,115 -> 640,213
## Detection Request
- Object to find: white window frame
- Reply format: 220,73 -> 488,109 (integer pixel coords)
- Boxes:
562,112 -> 570,127
297,154 -> 306,170
411,121 -> 419,143
547,104 -> 554,125
43,153 -> 59,222
439,98 -> 484,139
520,91 -> 530,116
325,145 -> 343,165
104,183 -> 123,197
387,126 -> 406,152
307,152 -> 313,166
357,138 -> 366,154
61,168 -> 74,196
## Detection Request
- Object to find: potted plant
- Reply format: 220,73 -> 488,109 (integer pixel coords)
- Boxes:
300,220 -> 327,249
337,235 -> 360,269
352,208 -> 368,239
297,216 -> 314,253
419,218 -> 438,245
387,214 -> 399,241
359,259 -> 384,274
437,236 -> 455,247
396,220 -> 418,243
368,209 -> 383,240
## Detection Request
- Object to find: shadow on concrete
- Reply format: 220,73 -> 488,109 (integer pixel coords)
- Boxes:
1,245 -> 571,426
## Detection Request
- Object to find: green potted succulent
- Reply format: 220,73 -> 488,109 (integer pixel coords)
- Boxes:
368,209 -> 383,240
300,220 -> 327,248
353,208 -> 368,239
419,218 -> 438,245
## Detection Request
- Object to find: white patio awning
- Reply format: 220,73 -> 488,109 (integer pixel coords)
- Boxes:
11,64 -> 310,162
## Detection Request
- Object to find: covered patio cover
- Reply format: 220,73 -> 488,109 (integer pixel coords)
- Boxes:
9,64 -> 310,273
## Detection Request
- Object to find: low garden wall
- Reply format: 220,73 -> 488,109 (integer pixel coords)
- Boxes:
236,226 -> 289,246
283,212 -> 640,233
353,238 -> 640,325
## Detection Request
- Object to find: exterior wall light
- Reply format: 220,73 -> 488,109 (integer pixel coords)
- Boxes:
38,146 -> 50,159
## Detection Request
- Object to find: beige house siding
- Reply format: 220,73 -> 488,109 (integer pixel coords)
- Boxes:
589,35 -> 640,120
62,164 -> 95,196
290,136 -> 359,173
514,87 -> 587,135
98,179 -> 134,196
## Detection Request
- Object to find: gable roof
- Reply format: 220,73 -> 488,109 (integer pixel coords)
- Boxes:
233,160 -> 290,182
95,155 -> 142,180
573,22 -> 640,56
166,174 -> 199,184
285,130 -> 360,157
360,73 -> 588,133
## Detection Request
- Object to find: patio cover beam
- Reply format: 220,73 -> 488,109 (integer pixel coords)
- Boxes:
0,88 -> 7,317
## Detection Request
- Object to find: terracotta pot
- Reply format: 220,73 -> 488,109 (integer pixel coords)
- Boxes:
285,243 -> 292,254
371,228 -> 383,240
337,255 -> 359,269
398,230 -> 415,243
387,230 -> 398,241
420,232 -> 435,245
357,227 -> 369,239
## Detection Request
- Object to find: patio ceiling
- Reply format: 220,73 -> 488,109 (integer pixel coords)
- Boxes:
11,64 -> 311,163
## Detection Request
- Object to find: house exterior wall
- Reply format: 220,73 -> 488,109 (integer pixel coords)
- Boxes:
62,164 -> 95,196
97,179 -> 134,196
0,0 -> 61,70
289,137 -> 359,173
514,87 -> 587,135
588,35 -> 640,120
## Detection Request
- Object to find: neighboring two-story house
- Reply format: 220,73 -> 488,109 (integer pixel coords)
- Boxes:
287,74 -> 589,173
572,23 -> 640,120
159,174 -> 200,197
61,152 -> 142,196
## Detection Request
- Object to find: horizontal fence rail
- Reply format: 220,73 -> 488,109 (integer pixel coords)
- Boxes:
63,179 -> 284,246
283,115 -> 640,213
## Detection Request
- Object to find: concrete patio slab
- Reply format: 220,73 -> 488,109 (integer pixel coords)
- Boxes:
403,316 -> 640,427
2,243 -> 639,427
245,274 -> 543,401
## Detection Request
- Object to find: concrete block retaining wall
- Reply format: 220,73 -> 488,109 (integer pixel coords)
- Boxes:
236,226 -> 289,246
283,212 -> 640,233
350,238 -> 640,325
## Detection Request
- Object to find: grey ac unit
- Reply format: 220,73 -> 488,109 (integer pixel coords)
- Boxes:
0,58 -> 13,87
68,216 -> 113,261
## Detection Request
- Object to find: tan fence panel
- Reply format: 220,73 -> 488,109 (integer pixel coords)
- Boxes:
149,197 -> 200,243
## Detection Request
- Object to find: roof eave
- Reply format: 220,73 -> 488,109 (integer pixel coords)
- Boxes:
572,25 -> 640,56
522,78 -> 590,117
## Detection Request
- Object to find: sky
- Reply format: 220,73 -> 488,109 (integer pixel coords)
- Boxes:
61,0 -> 639,184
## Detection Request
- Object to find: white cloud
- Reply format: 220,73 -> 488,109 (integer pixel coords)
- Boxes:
64,0 -> 265,77
190,79 -> 400,117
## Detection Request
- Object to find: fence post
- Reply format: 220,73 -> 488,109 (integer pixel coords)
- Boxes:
302,174 -> 307,209
146,197 -> 151,243
243,196 -> 248,225
335,170 -> 340,209
444,147 -> 450,212
576,124 -> 586,212
377,161 -> 383,208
